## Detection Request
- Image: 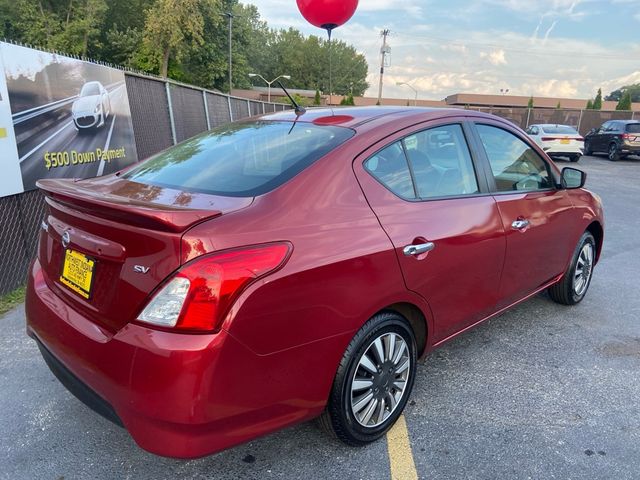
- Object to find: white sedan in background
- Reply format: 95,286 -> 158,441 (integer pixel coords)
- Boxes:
525,124 -> 584,162
71,81 -> 111,132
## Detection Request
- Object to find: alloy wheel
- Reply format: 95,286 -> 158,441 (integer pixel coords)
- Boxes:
350,332 -> 411,428
574,242 -> 594,296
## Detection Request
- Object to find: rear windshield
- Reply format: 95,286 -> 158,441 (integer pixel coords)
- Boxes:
80,83 -> 101,96
626,123 -> 640,133
124,121 -> 354,197
541,125 -> 578,135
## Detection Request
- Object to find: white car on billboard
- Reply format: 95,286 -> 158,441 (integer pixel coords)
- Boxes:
525,124 -> 584,162
71,81 -> 111,131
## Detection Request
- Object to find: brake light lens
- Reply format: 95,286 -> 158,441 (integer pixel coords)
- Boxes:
137,243 -> 292,332
622,133 -> 631,140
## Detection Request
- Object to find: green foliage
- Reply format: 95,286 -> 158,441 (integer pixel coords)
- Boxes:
143,0 -> 218,77
606,83 -> 640,103
586,99 -> 594,110
0,286 -> 25,317
556,101 -> 561,109
593,88 -> 603,110
314,88 -> 321,105
616,91 -> 632,111
527,96 -> 534,108
340,92 -> 355,105
274,93 -> 310,108
0,0 -> 369,94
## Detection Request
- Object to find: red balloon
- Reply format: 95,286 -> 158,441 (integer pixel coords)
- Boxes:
296,0 -> 358,30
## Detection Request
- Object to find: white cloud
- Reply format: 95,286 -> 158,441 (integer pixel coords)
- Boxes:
243,0 -> 637,100
480,49 -> 507,66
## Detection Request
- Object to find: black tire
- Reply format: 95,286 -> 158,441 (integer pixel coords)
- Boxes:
318,312 -> 417,446
608,142 -> 620,161
548,231 -> 596,305
584,140 -> 593,156
570,155 -> 581,162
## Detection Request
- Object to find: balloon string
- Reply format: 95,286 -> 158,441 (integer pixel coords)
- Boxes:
328,28 -> 334,116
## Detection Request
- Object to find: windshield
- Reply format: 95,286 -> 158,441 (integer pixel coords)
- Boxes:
541,125 -> 578,135
80,83 -> 101,96
626,123 -> 640,133
124,121 -> 355,197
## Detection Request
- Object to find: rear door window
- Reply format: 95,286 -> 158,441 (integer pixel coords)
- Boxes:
626,123 -> 640,133
403,124 -> 479,198
124,121 -> 354,197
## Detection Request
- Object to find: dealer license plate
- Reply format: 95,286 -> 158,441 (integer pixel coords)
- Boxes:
60,249 -> 95,299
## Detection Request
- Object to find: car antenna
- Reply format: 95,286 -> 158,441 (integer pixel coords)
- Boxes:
277,81 -> 306,116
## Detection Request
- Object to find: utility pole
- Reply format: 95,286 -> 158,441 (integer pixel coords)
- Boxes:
377,29 -> 390,105
223,12 -> 234,93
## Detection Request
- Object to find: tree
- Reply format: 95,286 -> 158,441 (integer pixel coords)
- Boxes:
314,89 -> 321,105
593,88 -> 603,110
606,83 -> 640,103
616,91 -> 632,111
527,96 -> 534,108
0,0 -> 368,94
586,99 -> 594,110
556,101 -> 561,109
340,92 -> 355,105
143,0 -> 218,78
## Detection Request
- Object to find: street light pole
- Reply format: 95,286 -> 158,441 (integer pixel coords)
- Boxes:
248,74 -> 291,102
222,12 -> 234,93
396,82 -> 418,106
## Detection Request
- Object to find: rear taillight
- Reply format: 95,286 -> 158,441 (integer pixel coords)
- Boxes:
541,137 -> 555,142
137,243 -> 292,332
622,133 -> 631,140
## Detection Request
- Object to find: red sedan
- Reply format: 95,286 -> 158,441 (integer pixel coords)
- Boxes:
26,107 -> 604,458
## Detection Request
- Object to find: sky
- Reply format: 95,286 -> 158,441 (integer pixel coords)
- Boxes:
245,0 -> 640,101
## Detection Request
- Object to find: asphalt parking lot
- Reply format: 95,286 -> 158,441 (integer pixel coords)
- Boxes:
1,154 -> 639,480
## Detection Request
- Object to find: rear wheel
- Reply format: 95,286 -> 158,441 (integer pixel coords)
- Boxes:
608,143 -> 620,161
318,312 -> 417,446
548,231 -> 596,305
570,155 -> 581,162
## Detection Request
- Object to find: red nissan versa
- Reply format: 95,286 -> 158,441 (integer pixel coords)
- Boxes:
26,107 -> 604,458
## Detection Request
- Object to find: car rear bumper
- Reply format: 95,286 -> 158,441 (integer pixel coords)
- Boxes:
543,146 -> 583,156
621,143 -> 640,154
25,259 -> 330,458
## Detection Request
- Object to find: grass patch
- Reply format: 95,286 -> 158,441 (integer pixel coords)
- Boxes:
0,286 -> 26,317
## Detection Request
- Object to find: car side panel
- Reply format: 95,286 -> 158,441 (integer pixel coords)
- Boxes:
182,141 -> 432,355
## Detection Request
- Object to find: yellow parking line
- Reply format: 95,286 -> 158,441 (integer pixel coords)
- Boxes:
386,414 -> 418,480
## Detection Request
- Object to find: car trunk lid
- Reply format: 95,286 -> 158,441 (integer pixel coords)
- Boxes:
37,175 -> 253,332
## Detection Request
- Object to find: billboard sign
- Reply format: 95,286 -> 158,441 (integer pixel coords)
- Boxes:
0,42 -> 138,198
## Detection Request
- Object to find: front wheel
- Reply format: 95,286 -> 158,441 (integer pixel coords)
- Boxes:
584,140 -> 593,156
570,155 -> 581,162
318,312 -> 417,446
548,231 -> 596,305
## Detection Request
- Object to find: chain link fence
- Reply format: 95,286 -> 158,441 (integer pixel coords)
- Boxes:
0,71 -> 289,296
467,106 -> 635,136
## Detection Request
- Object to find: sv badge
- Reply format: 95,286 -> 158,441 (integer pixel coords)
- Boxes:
133,265 -> 150,274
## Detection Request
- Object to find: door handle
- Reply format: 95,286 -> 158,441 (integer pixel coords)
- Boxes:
403,242 -> 435,256
511,219 -> 530,230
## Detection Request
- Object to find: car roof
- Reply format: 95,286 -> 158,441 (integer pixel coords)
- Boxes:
531,124 -> 577,128
258,106 -> 494,129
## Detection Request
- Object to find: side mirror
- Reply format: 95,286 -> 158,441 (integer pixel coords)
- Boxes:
588,128 -> 596,135
561,167 -> 586,189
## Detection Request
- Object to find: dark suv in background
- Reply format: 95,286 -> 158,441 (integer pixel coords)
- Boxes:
585,120 -> 640,161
